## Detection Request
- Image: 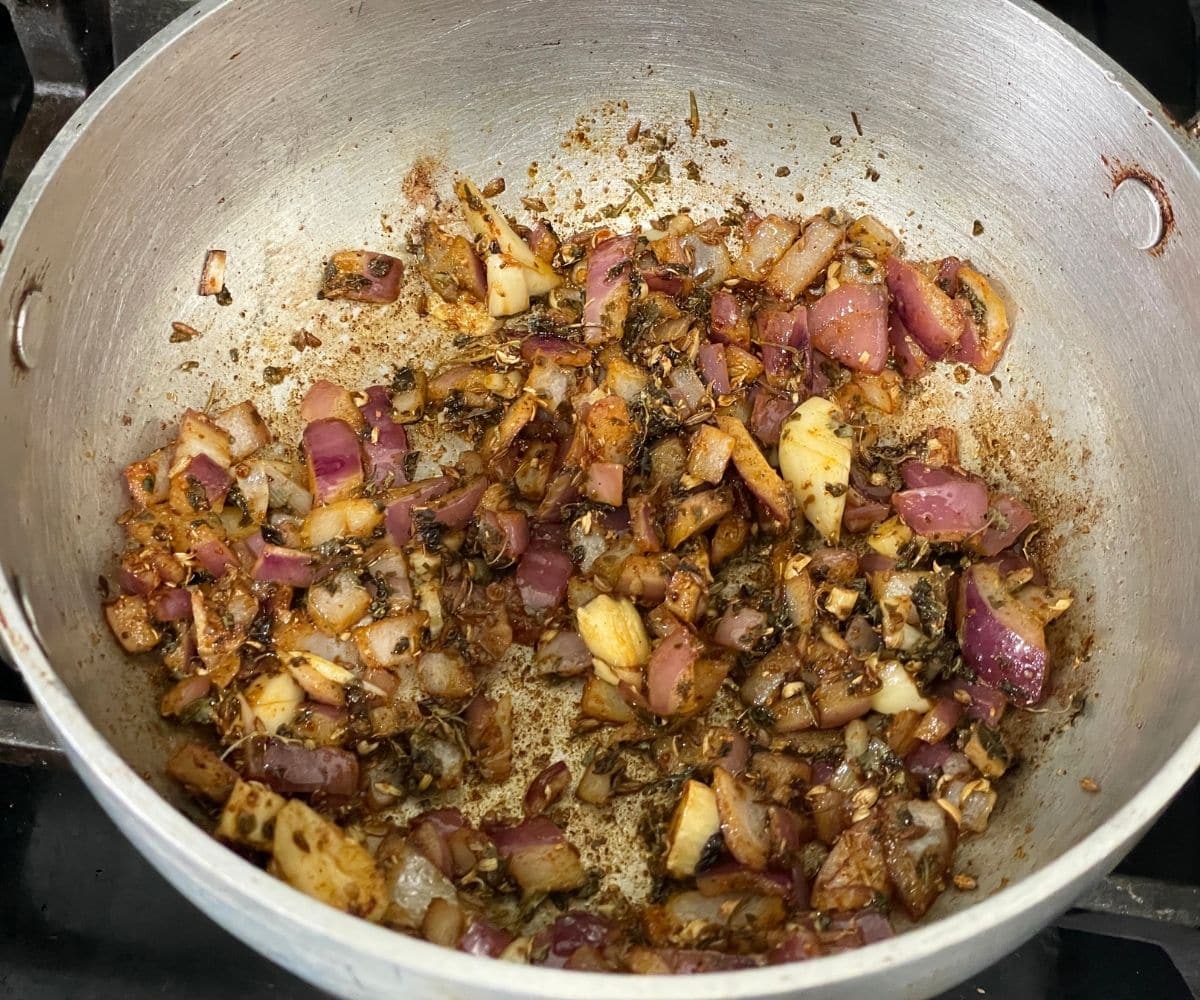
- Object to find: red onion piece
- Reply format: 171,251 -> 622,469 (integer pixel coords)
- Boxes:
536,911 -> 616,969
712,607 -> 768,652
515,541 -> 573,611
850,464 -> 894,502
460,918 -> 513,958
321,250 -> 404,303
360,385 -> 409,486
251,543 -> 316,588
937,678 -> 1008,726
519,335 -> 593,367
697,342 -> 731,394
536,472 -> 581,523
527,221 -> 559,262
303,418 -> 363,504
242,738 -> 358,797
300,380 -> 356,425
904,740 -> 953,781
383,476 -> 453,545
193,538 -> 238,579
757,306 -> 809,378
647,625 -> 705,716
717,731 -> 752,775
899,460 -> 965,489
427,477 -> 487,529
842,497 -> 891,534
749,388 -> 794,447
484,815 -> 565,856
180,454 -> 233,507
807,284 -> 889,374
628,494 -> 662,553
534,629 -> 591,677
709,289 -> 749,347
523,760 -> 571,816
478,507 -> 530,563
641,264 -> 686,297
937,256 -> 963,294
885,256 -> 967,359
970,493 -> 1035,557
584,461 -> 624,506
957,562 -> 1049,705
892,478 -> 988,541
148,586 -> 193,622
408,808 -> 466,876
889,310 -> 930,378
859,553 -> 897,574
857,912 -> 895,944
694,861 -> 792,898
583,235 -> 635,344
914,697 -> 964,744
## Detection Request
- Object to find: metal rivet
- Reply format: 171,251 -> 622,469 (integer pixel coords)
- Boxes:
1112,177 -> 1164,252
11,284 -> 47,371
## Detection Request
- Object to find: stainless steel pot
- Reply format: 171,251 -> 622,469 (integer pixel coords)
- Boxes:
1,1 -> 1198,996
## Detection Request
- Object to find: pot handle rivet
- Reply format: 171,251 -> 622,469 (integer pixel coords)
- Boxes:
1112,177 -> 1165,252
11,284 -> 47,371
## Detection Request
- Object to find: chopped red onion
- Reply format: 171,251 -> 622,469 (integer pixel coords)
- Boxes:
523,760 -> 571,816
303,418 -> 363,504
893,477 -> 988,541
321,250 -> 404,303
300,379 -> 357,425
428,477 -> 487,529
251,543 -> 316,588
709,289 -> 749,347
536,911 -> 615,969
460,918 -> 513,958
807,284 -> 889,374
534,629 -> 591,677
712,607 -> 768,652
148,586 -> 193,622
515,541 -> 573,611
647,625 -> 705,716
384,476 -> 453,545
885,255 -> 967,359
937,677 -> 1008,726
749,388 -> 794,448
193,538 -> 238,579
519,335 -> 593,367
360,385 -> 409,486
957,562 -> 1049,704
697,343 -> 731,394
970,493 -> 1034,557
584,461 -> 624,506
243,738 -> 359,797
478,507 -> 530,563
757,306 -> 808,378
583,235 -> 635,344
889,310 -> 930,378
179,454 -> 233,507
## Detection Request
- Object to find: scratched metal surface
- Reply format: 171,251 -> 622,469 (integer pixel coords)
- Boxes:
0,0 -> 1198,997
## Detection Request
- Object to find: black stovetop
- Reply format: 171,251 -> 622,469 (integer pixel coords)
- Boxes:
0,1 -> 1198,998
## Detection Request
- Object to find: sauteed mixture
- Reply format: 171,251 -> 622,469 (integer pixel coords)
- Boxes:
104,177 -> 1072,971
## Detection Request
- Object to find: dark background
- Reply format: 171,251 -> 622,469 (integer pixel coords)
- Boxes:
0,1 -> 1198,997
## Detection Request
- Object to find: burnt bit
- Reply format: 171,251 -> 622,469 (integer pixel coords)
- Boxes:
851,111 -> 863,137
1101,155 -> 1175,256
